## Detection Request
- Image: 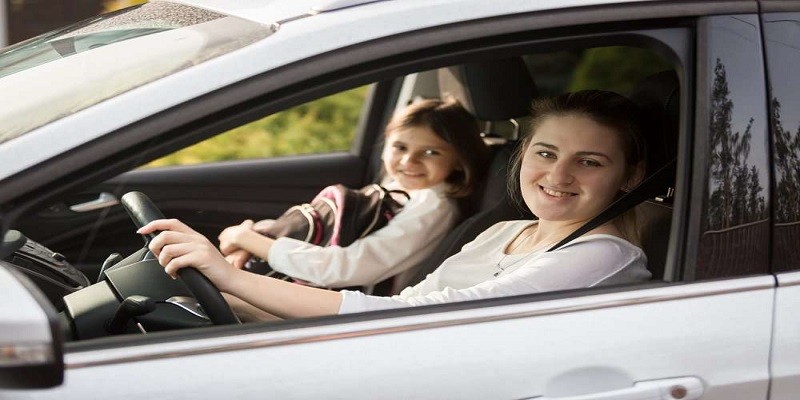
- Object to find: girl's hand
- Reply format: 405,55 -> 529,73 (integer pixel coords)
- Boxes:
225,249 -> 252,270
218,219 -> 256,256
252,219 -> 275,232
138,219 -> 237,291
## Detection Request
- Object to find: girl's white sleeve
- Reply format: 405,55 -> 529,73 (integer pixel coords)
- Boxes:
337,237 -> 648,314
267,188 -> 458,287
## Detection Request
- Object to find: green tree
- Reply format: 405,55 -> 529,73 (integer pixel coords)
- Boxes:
569,46 -> 672,95
147,85 -> 369,167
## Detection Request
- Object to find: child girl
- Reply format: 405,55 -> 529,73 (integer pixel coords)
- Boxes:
140,90 -> 652,318
215,98 -> 489,291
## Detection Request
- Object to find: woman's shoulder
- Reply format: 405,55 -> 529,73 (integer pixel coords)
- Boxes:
561,234 -> 645,258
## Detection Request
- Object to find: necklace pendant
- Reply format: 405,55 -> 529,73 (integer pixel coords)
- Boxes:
493,270 -> 501,277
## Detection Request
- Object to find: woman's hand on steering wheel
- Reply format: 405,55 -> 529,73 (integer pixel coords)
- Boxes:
139,219 -> 238,293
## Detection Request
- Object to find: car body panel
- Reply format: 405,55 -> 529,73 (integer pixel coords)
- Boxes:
0,266 -> 52,344
0,0 -> 789,398
0,277 -> 772,399
770,274 -> 800,400
761,9 -> 800,400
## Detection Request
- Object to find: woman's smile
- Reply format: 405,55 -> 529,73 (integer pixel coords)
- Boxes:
520,114 -> 629,224
539,185 -> 577,198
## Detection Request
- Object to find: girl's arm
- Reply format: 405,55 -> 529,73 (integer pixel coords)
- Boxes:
139,219 -> 343,319
268,189 -> 458,287
218,219 -> 276,260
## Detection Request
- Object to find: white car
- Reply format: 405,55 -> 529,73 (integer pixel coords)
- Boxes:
0,0 -> 798,398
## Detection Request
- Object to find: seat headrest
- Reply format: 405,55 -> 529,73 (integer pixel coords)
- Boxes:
438,57 -> 537,121
630,70 -> 680,177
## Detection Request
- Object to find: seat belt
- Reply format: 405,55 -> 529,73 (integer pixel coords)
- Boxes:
546,158 -> 676,252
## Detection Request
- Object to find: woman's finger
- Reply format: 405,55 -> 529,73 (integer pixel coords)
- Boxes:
138,218 -> 196,236
163,247 -> 230,285
157,242 -> 196,271
148,230 -> 197,257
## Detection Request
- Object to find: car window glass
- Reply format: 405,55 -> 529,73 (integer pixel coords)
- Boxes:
145,85 -> 371,167
0,2 -> 273,144
525,46 -> 672,97
762,12 -> 800,273
695,15 -> 770,279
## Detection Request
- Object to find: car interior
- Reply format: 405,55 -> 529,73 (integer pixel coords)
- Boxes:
1,38 -> 682,341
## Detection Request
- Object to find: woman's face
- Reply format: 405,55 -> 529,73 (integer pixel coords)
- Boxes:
520,114 -> 634,225
382,125 -> 460,191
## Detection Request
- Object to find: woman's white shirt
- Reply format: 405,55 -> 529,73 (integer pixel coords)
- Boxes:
267,183 -> 458,288
338,220 -> 650,314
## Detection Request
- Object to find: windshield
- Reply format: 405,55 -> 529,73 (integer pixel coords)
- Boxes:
0,2 -> 273,144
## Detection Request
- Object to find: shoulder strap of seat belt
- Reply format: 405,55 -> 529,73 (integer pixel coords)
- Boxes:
546,158 -> 676,253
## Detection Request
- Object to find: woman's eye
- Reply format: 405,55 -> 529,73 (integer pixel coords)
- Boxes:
580,159 -> 602,167
424,149 -> 440,156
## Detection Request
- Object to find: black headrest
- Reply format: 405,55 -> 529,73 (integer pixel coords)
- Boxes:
630,70 -> 680,177
438,57 -> 537,121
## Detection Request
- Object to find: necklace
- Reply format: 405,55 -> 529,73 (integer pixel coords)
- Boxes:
494,227 -> 538,277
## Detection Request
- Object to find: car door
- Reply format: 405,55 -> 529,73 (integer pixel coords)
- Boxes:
761,5 -> 800,399
0,2 -> 777,400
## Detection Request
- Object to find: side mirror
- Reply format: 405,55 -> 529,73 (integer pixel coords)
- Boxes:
0,264 -> 63,388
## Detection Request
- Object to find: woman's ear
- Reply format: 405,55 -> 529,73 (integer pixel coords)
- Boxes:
622,162 -> 646,191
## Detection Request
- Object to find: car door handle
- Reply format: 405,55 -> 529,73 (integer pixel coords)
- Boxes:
69,192 -> 120,212
532,376 -> 703,400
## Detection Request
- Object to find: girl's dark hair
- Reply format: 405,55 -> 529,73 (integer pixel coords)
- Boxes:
386,98 -> 488,198
507,90 -> 648,243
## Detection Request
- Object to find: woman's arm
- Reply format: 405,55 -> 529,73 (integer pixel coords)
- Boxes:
337,236 -> 648,314
139,219 -> 343,319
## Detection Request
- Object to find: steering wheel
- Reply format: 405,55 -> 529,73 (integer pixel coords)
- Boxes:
120,191 -> 239,325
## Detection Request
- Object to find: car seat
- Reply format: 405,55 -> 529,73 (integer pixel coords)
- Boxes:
629,70 -> 680,280
402,68 -> 680,290
395,57 -> 537,292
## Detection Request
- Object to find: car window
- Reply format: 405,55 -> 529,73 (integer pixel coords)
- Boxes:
145,85 -> 371,167
694,15 -> 771,280
5,22 -> 690,346
762,12 -> 800,273
0,2 -> 273,144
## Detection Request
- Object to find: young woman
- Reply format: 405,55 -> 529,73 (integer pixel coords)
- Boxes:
139,90 -> 652,319
217,98 -> 488,291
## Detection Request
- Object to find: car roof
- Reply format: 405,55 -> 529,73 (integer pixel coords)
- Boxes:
0,0 -> 652,182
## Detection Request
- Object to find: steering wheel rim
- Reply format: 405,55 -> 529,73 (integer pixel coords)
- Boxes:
120,191 -> 239,325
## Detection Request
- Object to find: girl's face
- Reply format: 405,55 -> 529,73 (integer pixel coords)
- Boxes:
382,125 -> 460,191
520,114 -> 637,225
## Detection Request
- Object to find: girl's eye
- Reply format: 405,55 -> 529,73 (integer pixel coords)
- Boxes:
392,144 -> 407,152
580,159 -> 602,168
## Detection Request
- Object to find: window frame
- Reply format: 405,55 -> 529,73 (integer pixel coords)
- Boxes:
0,2 -> 770,354
55,27 -> 700,354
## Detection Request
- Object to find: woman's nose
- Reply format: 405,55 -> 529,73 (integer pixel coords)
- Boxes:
547,160 -> 574,185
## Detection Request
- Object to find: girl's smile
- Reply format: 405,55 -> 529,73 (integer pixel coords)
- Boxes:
382,125 -> 460,191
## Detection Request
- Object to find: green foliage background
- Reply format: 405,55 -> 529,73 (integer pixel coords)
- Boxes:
147,47 -> 670,167
147,85 -> 369,167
